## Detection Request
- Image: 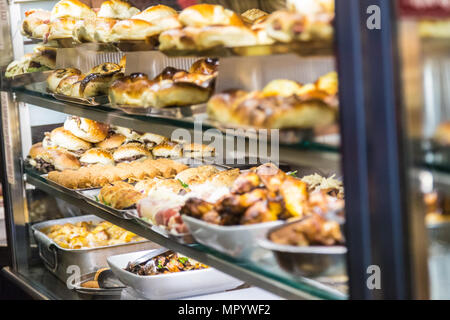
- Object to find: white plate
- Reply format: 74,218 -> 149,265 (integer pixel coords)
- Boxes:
107,249 -> 243,300
182,215 -> 284,260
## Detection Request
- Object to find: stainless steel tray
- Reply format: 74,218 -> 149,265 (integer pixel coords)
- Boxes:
116,102 -> 206,118
259,220 -> 347,278
31,215 -> 159,284
72,270 -> 125,297
161,40 -> 333,57
24,82 -> 109,106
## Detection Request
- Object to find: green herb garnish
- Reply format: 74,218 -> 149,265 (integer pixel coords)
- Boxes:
157,262 -> 164,269
178,257 -> 189,265
95,195 -> 99,202
178,179 -> 189,188
288,171 -> 298,177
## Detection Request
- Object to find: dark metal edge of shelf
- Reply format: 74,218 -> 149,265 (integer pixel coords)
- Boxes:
25,172 -> 347,301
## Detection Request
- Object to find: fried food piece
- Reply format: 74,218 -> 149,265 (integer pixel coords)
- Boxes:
99,181 -> 145,209
280,176 -> 309,218
241,200 -> 279,225
255,162 -> 286,192
230,171 -> 260,194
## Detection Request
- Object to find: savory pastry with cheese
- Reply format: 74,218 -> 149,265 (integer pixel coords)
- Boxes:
79,148 -> 114,166
50,0 -> 96,21
99,181 -> 145,209
178,4 -> 244,28
47,17 -> 79,40
97,0 -> 140,20
21,9 -> 51,40
207,72 -> 338,129
131,4 -> 177,23
28,142 -> 81,173
113,143 -> 152,163
64,116 -> 109,143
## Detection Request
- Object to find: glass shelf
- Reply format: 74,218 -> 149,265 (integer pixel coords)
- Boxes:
24,168 -> 348,300
12,87 -> 341,172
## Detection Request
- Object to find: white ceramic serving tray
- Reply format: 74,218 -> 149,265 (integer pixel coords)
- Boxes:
181,215 -> 284,260
107,249 -> 243,300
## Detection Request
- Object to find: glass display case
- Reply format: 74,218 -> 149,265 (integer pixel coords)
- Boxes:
0,0 -> 447,300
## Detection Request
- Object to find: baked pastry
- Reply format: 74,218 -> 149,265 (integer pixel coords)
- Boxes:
158,27 -> 202,51
46,127 -> 92,156
55,74 -> 85,96
79,148 -> 114,166
21,9 -> 51,39
48,17 -> 78,40
434,122 -> 450,145
175,165 -> 219,185
265,10 -> 334,43
96,134 -> 126,150
183,143 -> 215,159
151,141 -> 182,159
97,0 -> 140,20
47,158 -> 185,189
131,5 -> 177,23
241,9 -> 269,25
113,143 -> 152,163
109,73 -> 211,108
110,15 -> 181,42
139,133 -> 167,149
287,0 -> 335,15
28,143 -> 81,173
64,116 -> 109,143
47,68 -> 81,92
111,126 -> 142,142
207,73 -> 338,129
178,4 -> 245,27
194,25 -> 258,49
50,0 -> 95,21
189,58 -> 219,76
99,181 -> 145,209
152,158 -> 188,174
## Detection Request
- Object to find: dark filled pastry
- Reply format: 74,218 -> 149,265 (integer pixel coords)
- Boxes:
47,62 -> 123,98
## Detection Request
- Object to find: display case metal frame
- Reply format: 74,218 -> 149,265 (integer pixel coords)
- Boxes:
0,0 -> 434,300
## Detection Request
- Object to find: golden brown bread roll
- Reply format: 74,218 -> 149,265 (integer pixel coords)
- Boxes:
64,116 -> 109,143
175,165 -> 219,185
47,68 -> 82,92
96,134 -> 127,150
178,4 -> 245,27
113,143 -> 152,163
151,141 -> 182,159
99,181 -> 145,209
48,127 -> 92,155
194,25 -> 258,49
131,5 -> 177,23
79,148 -> 114,166
50,0 -> 96,21
97,0 -> 140,20
108,73 -> 211,109
21,9 -> 51,39
158,27 -> 201,51
47,17 -> 79,40
28,143 -> 81,173
182,143 -> 215,159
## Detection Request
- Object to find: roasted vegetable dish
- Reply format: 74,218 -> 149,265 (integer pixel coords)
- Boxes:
41,220 -> 145,249
125,251 -> 208,276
